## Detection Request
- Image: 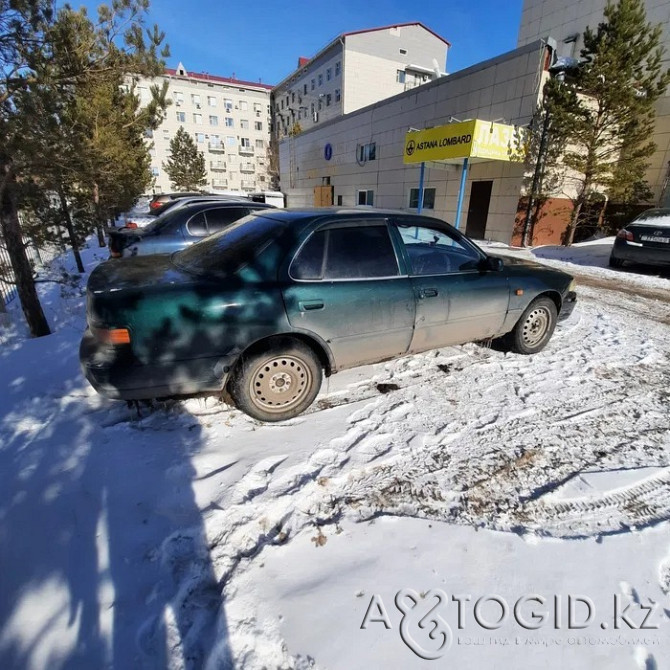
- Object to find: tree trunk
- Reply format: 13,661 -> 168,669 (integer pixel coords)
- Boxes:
58,188 -> 85,273
96,225 -> 106,247
0,181 -> 51,337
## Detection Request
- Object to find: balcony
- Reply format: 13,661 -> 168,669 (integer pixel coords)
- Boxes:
210,161 -> 226,171
208,142 -> 225,152
238,145 -> 254,156
240,180 -> 255,190
211,179 -> 228,189
240,163 -> 255,174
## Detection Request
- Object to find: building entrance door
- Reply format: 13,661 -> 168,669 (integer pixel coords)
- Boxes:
465,180 -> 493,239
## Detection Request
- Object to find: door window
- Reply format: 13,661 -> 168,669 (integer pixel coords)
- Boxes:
397,224 -> 481,275
290,224 -> 399,280
186,212 -> 208,237
205,207 -> 248,234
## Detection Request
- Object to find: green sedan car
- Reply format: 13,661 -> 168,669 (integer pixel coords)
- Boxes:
80,208 -> 577,421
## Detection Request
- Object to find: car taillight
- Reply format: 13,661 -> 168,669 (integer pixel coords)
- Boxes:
93,327 -> 131,345
110,250 -> 122,258
616,229 -> 634,241
125,221 -> 138,229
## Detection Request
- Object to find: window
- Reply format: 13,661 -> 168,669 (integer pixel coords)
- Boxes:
151,167 -> 159,176
225,117 -> 234,127
226,135 -> 236,146
174,91 -> 184,104
240,100 -> 248,111
254,102 -> 263,113
145,129 -> 153,138
310,102 -> 315,116
335,88 -> 341,102
399,48 -> 407,55
311,78 -> 315,90
326,68 -> 332,81
208,96 -> 217,107
240,119 -> 249,129
186,212 -> 208,237
318,74 -> 323,86
176,111 -> 186,122
408,188 -> 436,210
205,207 -> 249,233
335,61 -> 341,76
396,69 -> 406,84
210,134 -> 220,146
191,94 -> 201,106
358,143 -> 376,162
240,137 -> 251,147
291,225 -> 398,280
337,195 -> 343,206
396,224 -> 482,275
303,83 -> 308,94
196,132 -> 205,143
254,121 -> 263,131
193,113 -> 202,124
209,115 -> 218,126
291,92 -> 295,103
357,190 -> 374,206
224,98 -> 233,111
326,94 -> 332,107
255,139 -> 264,149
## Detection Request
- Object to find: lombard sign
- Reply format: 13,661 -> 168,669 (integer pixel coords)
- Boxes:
403,120 -> 524,164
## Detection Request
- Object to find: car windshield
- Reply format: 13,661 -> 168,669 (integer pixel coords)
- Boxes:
172,213 -> 287,277
633,209 -> 670,226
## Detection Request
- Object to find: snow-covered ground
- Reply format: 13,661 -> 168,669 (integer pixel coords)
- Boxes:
1,237 -> 669,669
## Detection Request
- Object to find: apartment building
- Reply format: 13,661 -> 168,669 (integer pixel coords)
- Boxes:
518,0 -> 670,206
135,63 -> 273,194
272,22 -> 449,137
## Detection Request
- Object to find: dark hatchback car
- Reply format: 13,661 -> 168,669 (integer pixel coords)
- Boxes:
81,208 -> 577,421
610,208 -> 670,268
149,191 -> 206,214
109,200 -> 273,258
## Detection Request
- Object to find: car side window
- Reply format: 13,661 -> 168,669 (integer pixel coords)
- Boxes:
186,212 -> 208,237
205,207 -> 249,234
291,224 -> 399,280
397,224 -> 481,275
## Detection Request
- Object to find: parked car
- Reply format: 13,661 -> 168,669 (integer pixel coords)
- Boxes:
609,208 -> 670,268
81,208 -> 577,421
108,200 -> 273,258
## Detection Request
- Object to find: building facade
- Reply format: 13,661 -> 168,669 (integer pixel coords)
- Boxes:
135,64 -> 273,194
278,40 -> 548,244
272,23 -> 449,138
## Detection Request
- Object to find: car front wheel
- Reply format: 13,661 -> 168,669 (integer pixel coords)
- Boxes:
502,296 -> 558,355
228,339 -> 323,422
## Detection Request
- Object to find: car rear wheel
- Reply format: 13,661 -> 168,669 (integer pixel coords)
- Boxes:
228,339 -> 323,422
608,255 -> 625,268
501,296 -> 558,355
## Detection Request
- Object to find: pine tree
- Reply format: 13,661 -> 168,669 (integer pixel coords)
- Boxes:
0,0 -> 169,336
540,0 -> 670,246
163,127 -> 207,191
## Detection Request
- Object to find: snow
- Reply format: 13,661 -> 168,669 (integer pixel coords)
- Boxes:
1,236 -> 670,669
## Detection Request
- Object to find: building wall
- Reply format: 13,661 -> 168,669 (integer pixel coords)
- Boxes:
279,41 -> 546,244
135,71 -> 273,194
517,0 -> 670,204
343,25 -> 448,114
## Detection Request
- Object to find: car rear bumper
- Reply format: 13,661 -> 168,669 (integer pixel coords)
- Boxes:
558,291 -> 577,321
79,328 -> 235,400
611,240 -> 670,266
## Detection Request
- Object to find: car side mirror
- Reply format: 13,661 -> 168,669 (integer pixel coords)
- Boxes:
482,256 -> 504,272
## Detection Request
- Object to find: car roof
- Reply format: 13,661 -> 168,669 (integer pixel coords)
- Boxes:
178,200 -> 273,212
257,206 -> 446,223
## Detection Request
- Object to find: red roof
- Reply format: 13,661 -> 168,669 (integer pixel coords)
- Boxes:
165,68 -> 274,90
298,57 -> 310,67
344,22 -> 450,47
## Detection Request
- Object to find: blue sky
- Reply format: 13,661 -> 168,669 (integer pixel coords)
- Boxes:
73,0 -> 523,84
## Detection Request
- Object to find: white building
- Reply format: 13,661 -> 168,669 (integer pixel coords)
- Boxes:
518,0 -> 670,206
272,22 -> 449,137
135,63 -> 274,194
279,40 -> 548,243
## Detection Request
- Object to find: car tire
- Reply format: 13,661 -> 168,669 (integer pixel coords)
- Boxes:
608,255 -> 625,268
500,296 -> 558,355
228,339 -> 323,422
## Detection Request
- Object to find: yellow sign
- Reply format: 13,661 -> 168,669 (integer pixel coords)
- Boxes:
403,119 -> 523,164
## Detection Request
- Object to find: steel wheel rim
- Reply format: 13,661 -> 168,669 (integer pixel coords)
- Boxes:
249,355 -> 312,413
521,307 -> 550,346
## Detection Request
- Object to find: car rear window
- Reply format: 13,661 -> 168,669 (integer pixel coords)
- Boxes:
172,213 -> 287,277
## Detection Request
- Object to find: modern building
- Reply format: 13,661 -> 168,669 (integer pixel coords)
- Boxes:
135,63 -> 274,194
278,39 -> 549,243
272,23 -> 449,138
518,0 -> 670,208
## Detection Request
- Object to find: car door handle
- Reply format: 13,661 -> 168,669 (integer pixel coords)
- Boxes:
298,300 -> 325,311
419,288 -> 438,299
